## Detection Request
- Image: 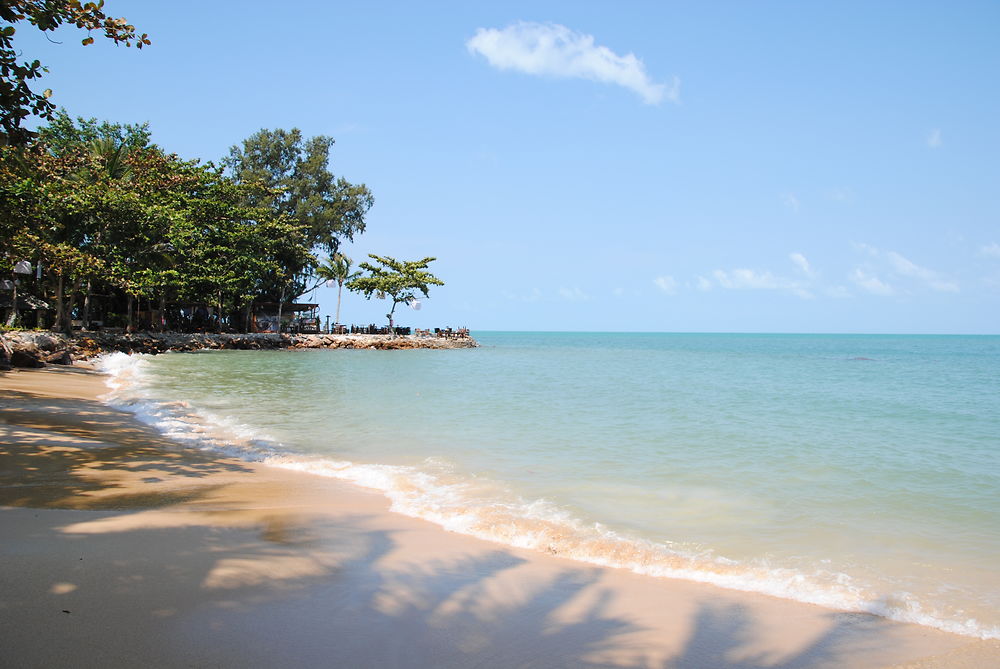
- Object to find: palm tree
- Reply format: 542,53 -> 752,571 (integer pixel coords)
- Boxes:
87,137 -> 134,181
316,253 -> 359,326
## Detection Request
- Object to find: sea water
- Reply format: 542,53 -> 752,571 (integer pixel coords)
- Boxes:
98,332 -> 1000,638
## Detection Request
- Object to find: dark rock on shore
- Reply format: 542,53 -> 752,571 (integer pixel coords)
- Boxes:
0,331 -> 478,369
10,349 -> 47,368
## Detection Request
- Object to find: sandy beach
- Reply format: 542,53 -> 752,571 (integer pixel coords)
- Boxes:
1,365 -> 997,668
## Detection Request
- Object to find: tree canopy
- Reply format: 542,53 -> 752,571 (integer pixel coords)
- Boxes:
224,127 -> 374,257
1,112 -> 453,335
37,108 -> 152,155
0,1 -> 150,146
1,114 -> 314,332
347,255 -> 444,332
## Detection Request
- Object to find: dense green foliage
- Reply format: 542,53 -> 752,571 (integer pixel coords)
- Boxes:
0,10 -> 445,335
1,1 -> 150,146
347,255 -> 444,331
224,128 -> 374,303
1,113 -> 370,332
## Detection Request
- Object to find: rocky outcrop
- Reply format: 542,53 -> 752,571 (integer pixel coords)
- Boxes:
1,331 -> 65,370
0,331 -> 479,369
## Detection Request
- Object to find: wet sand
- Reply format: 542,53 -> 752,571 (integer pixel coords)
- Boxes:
2,365 -> 997,668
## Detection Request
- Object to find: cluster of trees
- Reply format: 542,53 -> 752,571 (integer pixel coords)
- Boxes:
1,112 -> 375,332
1,1 -> 446,334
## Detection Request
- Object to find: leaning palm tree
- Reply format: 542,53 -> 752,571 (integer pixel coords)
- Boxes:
316,253 -> 360,325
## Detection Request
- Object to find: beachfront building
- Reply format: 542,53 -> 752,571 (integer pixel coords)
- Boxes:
251,303 -> 321,334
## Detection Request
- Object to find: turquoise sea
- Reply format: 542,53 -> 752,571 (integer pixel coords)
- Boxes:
100,332 -> 1000,638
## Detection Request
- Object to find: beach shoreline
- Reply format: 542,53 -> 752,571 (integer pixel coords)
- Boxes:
2,365 -> 997,668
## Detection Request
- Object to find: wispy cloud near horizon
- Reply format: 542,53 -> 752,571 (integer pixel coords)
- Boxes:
558,286 -> 590,302
849,245 -> 958,295
790,252 -> 816,278
653,275 -> 678,294
887,251 -> 959,293
711,268 -> 813,299
466,21 -> 676,105
850,268 -> 895,296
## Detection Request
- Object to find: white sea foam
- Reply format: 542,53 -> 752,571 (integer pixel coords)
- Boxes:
94,351 -> 1000,641
97,352 -> 281,461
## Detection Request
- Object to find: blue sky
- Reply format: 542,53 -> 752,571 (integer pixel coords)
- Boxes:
19,1 -> 1000,333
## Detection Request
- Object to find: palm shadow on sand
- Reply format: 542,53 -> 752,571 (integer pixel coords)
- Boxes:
0,500 -> 912,669
0,388 -> 253,507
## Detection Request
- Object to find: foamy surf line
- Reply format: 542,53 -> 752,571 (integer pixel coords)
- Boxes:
95,351 -> 999,640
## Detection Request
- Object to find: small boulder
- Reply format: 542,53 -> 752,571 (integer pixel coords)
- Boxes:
11,349 -> 45,368
42,350 -> 73,365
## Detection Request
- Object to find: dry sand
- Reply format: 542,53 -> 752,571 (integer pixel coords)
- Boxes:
1,365 -> 997,668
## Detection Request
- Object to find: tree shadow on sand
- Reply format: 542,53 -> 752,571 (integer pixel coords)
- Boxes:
0,497 -> 924,669
0,388 -> 252,508
0,384 -> 950,668
0,507 -> 640,667
665,603 -> 892,669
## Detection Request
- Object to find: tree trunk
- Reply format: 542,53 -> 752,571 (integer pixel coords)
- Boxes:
276,285 -> 285,335
216,291 -> 223,333
387,300 -> 398,338
243,301 -> 253,333
82,280 -> 92,329
63,276 -> 82,335
5,273 -> 17,327
54,273 -> 66,333
127,294 -> 135,332
158,292 -> 167,332
336,281 -> 343,325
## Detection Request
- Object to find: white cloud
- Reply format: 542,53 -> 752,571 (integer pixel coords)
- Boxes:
790,252 -> 815,277
466,21 -> 675,105
886,251 -> 958,292
714,268 -> 781,291
825,285 -> 852,299
852,241 -> 880,257
781,192 -> 800,212
696,276 -> 713,292
712,268 -> 813,299
653,275 -> 678,294
558,286 -> 589,302
502,288 -> 543,302
850,268 -> 894,296
927,128 -> 943,149
980,242 -> 1000,259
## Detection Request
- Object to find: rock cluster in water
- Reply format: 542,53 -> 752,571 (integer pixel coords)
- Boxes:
0,331 -> 479,369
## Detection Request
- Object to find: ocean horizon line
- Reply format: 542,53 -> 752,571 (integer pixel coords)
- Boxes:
469,329 -> 1000,337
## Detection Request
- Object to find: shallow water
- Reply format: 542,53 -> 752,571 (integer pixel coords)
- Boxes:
99,332 -> 1000,638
